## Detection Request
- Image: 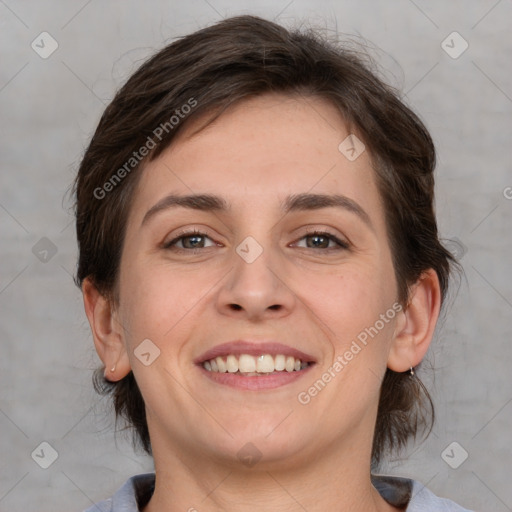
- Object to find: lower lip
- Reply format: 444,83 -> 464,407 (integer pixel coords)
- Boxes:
197,364 -> 315,390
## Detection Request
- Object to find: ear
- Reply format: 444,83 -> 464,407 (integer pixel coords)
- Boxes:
387,269 -> 442,372
82,277 -> 131,381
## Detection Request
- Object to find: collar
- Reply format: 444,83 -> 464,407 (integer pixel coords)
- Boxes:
113,473 -> 413,510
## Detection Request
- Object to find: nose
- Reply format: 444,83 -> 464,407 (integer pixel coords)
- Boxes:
215,237 -> 297,322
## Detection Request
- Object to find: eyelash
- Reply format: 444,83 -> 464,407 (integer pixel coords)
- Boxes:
163,228 -> 350,253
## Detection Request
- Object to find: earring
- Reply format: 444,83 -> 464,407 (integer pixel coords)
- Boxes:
410,366 -> 415,376
110,365 -> 116,373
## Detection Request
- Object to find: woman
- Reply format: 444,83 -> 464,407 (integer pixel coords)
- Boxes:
74,14 -> 471,512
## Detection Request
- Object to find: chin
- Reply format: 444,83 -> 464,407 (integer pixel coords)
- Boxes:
215,426 -> 312,469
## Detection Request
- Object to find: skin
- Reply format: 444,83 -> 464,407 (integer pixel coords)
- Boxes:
83,93 -> 441,512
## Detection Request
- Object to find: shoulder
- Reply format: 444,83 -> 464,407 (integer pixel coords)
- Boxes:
82,473 -> 155,512
407,479 -> 473,511
372,474 -> 474,511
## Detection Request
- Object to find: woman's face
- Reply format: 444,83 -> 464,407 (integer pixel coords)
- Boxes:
115,93 -> 402,469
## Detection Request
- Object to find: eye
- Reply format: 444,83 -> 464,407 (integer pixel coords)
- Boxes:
163,229 -> 218,251
293,230 -> 350,251
163,228 -> 350,253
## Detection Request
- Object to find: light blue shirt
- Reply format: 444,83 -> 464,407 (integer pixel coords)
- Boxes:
83,473 -> 473,511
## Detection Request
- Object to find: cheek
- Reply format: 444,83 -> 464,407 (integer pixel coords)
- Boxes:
118,258 -> 201,347
302,264 -> 397,357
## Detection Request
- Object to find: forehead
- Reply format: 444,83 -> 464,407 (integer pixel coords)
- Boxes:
129,93 -> 384,225
170,93 -> 356,172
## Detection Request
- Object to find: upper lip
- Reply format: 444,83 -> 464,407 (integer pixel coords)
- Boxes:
194,340 -> 317,364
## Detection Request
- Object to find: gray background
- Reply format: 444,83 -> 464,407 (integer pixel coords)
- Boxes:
1,1 -> 511,511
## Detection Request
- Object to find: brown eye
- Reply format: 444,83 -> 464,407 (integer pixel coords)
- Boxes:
306,233 -> 330,249
164,230 -> 217,251
294,231 -> 349,251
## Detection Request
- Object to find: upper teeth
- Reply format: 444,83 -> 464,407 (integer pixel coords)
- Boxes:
202,354 -> 309,374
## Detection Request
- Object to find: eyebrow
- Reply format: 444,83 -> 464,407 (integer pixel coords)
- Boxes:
141,192 -> 373,230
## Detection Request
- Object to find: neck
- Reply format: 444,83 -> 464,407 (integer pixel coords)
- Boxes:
142,435 -> 401,512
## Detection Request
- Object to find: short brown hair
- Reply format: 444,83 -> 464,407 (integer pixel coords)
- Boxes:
73,14 -> 459,467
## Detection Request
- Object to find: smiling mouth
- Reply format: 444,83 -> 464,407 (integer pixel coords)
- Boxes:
201,354 -> 312,376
